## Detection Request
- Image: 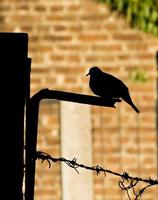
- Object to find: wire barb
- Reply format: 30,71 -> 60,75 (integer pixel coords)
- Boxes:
35,151 -> 158,200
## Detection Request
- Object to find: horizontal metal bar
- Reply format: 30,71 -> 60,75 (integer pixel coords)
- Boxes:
31,89 -> 121,108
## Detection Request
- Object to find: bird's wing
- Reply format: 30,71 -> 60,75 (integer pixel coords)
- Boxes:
100,73 -> 127,97
102,73 -> 122,87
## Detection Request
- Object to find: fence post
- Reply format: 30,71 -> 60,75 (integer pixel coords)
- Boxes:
0,33 -> 29,200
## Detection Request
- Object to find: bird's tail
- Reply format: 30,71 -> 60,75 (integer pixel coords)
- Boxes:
122,93 -> 140,114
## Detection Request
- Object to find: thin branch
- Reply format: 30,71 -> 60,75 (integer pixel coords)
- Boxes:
35,151 -> 158,200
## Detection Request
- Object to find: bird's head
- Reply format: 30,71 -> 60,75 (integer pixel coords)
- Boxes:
86,66 -> 102,76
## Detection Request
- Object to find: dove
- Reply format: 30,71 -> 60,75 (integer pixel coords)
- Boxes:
86,66 -> 140,113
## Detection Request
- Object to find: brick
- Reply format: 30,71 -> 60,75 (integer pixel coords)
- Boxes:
140,147 -> 156,154
47,14 -> 77,21
21,25 -> 33,32
0,16 -> 5,23
29,35 -> 40,42
50,5 -> 63,12
57,44 -> 88,51
113,33 -> 143,41
86,55 -> 115,62
67,5 -> 81,11
16,5 -> 29,11
42,35 -> 72,42
92,44 -> 122,51
0,5 -> 12,11
54,25 -> 66,31
127,44 -> 148,50
34,5 -> 46,12
81,14 -> 106,21
54,67 -> 84,74
31,67 -> 48,73
79,34 -> 108,41
49,54 -> 64,61
135,53 -> 154,59
11,15 -> 41,23
64,77 -> 77,84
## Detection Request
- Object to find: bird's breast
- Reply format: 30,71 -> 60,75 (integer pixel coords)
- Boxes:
89,75 -> 121,98
89,76 -> 107,96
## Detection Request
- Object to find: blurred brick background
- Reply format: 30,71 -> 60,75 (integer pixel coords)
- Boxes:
0,0 -> 158,199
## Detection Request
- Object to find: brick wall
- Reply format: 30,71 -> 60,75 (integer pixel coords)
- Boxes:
1,0 -> 158,199
35,101 -> 61,200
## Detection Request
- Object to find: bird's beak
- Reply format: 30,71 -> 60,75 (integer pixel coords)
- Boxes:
86,72 -> 90,76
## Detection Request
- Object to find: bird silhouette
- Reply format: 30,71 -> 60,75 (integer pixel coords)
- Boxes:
86,66 -> 140,113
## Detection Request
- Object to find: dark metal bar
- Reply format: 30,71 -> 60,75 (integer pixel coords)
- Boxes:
32,89 -> 121,107
0,32 -> 28,200
25,88 -> 121,200
25,96 -> 40,200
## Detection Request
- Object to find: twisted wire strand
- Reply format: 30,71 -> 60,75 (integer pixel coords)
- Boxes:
34,151 -> 158,200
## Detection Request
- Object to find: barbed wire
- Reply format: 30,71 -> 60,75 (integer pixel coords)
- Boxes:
35,151 -> 158,200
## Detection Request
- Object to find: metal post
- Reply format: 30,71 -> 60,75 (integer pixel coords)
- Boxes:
0,33 -> 29,200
